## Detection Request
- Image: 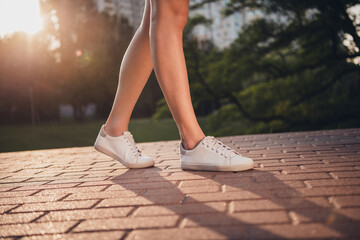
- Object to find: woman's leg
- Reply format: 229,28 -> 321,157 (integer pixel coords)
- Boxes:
98,0 -> 253,171
149,0 -> 205,150
104,0 -> 153,137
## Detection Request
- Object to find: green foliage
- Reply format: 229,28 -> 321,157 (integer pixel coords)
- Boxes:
152,98 -> 172,120
0,0 -> 132,124
206,104 -> 243,136
42,0 -> 132,121
0,118 -> 180,152
0,32 -> 60,124
178,0 -> 360,135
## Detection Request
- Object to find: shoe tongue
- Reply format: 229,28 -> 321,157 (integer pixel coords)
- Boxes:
202,136 -> 214,143
122,131 -> 132,136
123,131 -> 137,146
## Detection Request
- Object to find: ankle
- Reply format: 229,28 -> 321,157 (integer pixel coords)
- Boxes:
104,124 -> 128,137
181,133 -> 205,150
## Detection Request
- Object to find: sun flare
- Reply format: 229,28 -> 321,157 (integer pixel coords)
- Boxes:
0,0 -> 43,37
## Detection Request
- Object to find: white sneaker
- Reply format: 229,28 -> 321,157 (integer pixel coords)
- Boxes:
94,125 -> 155,168
180,136 -> 254,171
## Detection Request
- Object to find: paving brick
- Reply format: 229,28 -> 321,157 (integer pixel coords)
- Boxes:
36,207 -> 133,222
0,195 -> 67,205
303,162 -> 360,169
255,173 -> 332,182
185,190 -> 270,203
0,177 -> 35,183
0,221 -> 78,237
0,186 -> 18,192
330,171 -> 360,179
261,160 -> 323,167
109,170 -> 170,180
165,172 -> 216,181
0,181 -> 51,188
143,185 -> 220,196
135,202 -> 227,216
105,181 -> 178,191
305,178 -> 360,187
232,197 -> 331,212
275,186 -> 360,198
0,205 -> 18,214
128,226 -> 250,240
329,195 -> 360,208
320,158 -> 360,163
77,180 -> 126,187
0,212 -> 44,224
20,231 -> 125,240
64,189 -> 141,200
33,186 -> 107,196
289,208 -> 360,224
14,183 -> 80,191
97,195 -> 184,208
334,208 -> 360,220
10,200 -> 99,213
20,175 -> 88,183
72,216 -> 178,232
213,171 -> 281,179
185,211 -> 290,227
1,128 -> 359,239
281,166 -> 359,174
256,166 -> 302,172
0,190 -> 38,198
222,180 -> 305,191
250,223 -> 346,238
179,179 -> 221,187
46,177 -> 110,185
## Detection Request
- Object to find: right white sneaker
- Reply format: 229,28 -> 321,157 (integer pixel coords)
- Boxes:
180,136 -> 254,171
94,125 -> 155,168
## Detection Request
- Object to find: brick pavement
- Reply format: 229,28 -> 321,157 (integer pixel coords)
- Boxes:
0,128 -> 360,239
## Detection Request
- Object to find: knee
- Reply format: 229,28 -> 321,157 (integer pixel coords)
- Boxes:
168,3 -> 189,30
150,0 -> 189,30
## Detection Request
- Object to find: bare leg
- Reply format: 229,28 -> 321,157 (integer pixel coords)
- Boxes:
104,0 -> 153,137
149,0 -> 205,149
98,0 -> 253,171
105,0 -> 204,149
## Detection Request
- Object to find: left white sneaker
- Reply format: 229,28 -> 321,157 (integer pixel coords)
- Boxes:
94,125 -> 155,168
180,136 -> 254,171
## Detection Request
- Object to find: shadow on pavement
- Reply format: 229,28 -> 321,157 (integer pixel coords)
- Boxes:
109,166 -> 358,239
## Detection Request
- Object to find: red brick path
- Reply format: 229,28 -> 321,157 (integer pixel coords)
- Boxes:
1,128 -> 360,239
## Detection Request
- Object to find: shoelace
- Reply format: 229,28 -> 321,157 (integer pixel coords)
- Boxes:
124,134 -> 142,157
203,136 -> 239,159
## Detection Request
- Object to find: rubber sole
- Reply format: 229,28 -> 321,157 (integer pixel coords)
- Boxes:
181,161 -> 254,172
94,144 -> 155,169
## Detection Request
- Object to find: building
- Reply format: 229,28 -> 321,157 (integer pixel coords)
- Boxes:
190,0 -> 261,49
93,0 -> 261,49
92,0 -> 145,30
93,0 -> 115,16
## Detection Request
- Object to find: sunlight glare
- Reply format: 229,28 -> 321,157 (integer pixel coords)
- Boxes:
0,0 -> 43,37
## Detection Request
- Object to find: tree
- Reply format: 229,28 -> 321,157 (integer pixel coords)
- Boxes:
0,30 -> 59,124
40,0 -> 132,121
41,0 -> 163,121
185,0 -> 360,135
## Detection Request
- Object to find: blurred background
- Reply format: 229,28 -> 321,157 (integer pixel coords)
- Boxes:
0,0 -> 359,152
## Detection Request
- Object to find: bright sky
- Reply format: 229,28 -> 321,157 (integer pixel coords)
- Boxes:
0,0 -> 43,37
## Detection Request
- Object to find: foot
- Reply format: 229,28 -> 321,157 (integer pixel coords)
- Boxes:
94,124 -> 155,168
180,136 -> 254,171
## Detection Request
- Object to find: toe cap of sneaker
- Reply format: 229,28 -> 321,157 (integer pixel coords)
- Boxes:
131,156 -> 155,168
232,155 -> 254,169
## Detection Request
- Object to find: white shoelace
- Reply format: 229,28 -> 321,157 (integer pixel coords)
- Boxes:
203,136 -> 239,159
124,134 -> 142,157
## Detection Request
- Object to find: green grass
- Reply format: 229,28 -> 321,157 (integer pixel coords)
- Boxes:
0,118 -> 208,153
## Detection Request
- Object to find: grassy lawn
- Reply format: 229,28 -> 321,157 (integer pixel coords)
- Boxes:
0,118 -> 208,153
